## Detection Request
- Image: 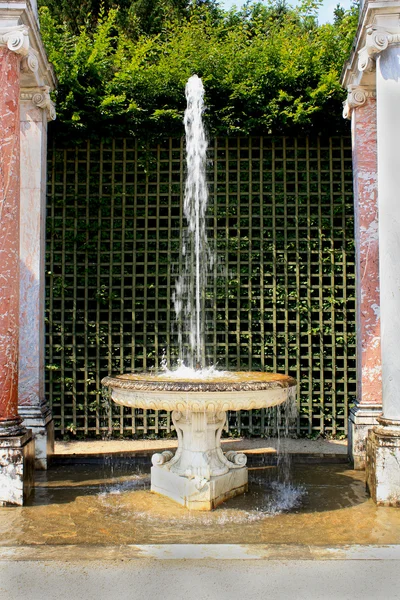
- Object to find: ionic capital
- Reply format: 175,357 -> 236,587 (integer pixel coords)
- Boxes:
21,49 -> 39,75
0,25 -> 29,56
21,86 -> 56,121
343,86 -> 376,120
358,26 -> 400,72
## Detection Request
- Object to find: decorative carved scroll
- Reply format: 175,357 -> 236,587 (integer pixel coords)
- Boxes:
358,26 -> 400,73
0,25 -> 29,56
343,86 -> 376,120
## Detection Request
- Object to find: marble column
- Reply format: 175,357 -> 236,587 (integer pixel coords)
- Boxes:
366,44 -> 400,505
343,90 -> 382,469
0,40 -> 34,505
341,3 -> 400,503
0,0 -> 56,504
19,87 -> 55,469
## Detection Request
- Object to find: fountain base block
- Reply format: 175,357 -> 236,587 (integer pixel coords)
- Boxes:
151,464 -> 248,510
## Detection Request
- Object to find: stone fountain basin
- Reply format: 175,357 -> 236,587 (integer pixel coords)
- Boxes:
101,371 -> 297,510
101,371 -> 297,412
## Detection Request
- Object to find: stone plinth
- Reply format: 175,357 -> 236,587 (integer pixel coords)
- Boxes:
18,406 -> 53,469
348,405 -> 382,470
366,418 -> 400,506
151,463 -> 248,511
150,411 -> 249,510
0,430 -> 34,506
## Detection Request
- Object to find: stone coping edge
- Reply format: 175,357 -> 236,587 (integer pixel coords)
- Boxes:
1,544 -> 399,562
102,374 -> 297,393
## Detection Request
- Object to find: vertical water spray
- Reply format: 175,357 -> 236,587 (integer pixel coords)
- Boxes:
174,75 -> 211,368
102,76 -> 300,513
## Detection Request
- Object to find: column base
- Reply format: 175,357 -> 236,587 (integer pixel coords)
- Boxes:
0,429 -> 35,506
366,418 -> 400,506
348,405 -> 382,470
151,465 -> 248,511
19,405 -> 54,470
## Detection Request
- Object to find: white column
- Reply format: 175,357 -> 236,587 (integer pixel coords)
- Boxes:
18,87 -> 55,469
376,46 -> 400,424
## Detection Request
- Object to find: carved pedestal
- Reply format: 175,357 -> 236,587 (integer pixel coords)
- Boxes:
366,418 -> 400,506
349,406 -> 381,470
151,411 -> 248,510
18,406 -> 54,469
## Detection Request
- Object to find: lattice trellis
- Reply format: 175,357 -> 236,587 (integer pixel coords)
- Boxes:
45,136 -> 356,438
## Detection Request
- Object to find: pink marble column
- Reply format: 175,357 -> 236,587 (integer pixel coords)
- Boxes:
349,96 -> 382,469
0,1 -> 52,506
0,46 -> 23,435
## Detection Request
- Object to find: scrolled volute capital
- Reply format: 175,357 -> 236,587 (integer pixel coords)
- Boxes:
21,49 -> 39,74
0,25 -> 29,56
342,86 -> 376,120
21,85 -> 56,121
358,25 -> 400,73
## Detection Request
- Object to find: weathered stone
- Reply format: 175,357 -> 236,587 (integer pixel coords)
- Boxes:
18,406 -> 54,469
366,420 -> 400,506
0,430 -> 34,506
348,406 -> 382,470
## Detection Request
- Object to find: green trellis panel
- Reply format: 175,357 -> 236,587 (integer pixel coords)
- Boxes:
45,136 -> 356,438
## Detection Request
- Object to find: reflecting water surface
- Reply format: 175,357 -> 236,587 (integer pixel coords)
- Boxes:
1,463 -> 400,547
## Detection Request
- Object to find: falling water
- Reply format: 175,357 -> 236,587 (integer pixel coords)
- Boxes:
173,75 -> 212,369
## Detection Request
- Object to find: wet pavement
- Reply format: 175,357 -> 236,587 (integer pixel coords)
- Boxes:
1,463 -> 400,548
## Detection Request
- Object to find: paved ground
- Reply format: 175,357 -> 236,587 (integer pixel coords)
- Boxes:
55,437 -> 347,455
1,559 -> 399,600
3,440 -> 399,600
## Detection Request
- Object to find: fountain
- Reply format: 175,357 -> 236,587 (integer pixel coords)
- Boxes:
102,75 -> 296,510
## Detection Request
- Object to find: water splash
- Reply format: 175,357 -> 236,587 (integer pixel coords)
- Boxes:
99,475 -> 150,497
98,470 -> 305,524
160,359 -> 231,380
173,75 -> 212,369
276,386 -> 298,486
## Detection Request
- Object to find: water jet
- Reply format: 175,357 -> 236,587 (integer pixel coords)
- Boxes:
102,75 -> 296,510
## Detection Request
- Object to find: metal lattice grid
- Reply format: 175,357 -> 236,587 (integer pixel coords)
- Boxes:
45,136 -> 356,438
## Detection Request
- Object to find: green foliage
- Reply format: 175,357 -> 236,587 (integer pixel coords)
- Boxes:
38,0 -> 191,35
39,0 -> 358,142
